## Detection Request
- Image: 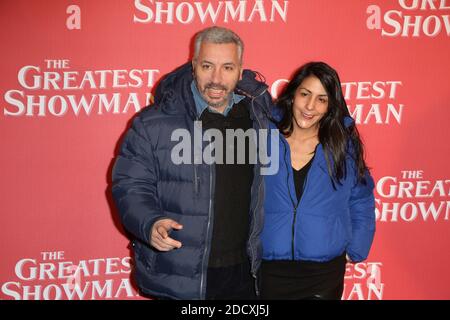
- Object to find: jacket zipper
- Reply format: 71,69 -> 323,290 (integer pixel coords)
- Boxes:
248,97 -> 264,297
293,174 -> 309,259
284,143 -> 298,260
284,139 -> 310,260
194,165 -> 199,195
251,176 -> 263,297
200,162 -> 213,299
199,122 -> 215,299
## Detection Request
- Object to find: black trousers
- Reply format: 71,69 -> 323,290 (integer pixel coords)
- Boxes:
205,260 -> 257,300
261,253 -> 346,300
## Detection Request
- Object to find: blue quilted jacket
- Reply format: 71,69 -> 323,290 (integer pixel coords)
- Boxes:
262,113 -> 376,263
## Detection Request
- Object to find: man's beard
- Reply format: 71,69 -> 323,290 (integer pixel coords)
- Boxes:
198,82 -> 231,108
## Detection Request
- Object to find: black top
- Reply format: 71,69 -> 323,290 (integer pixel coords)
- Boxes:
292,155 -> 314,202
200,101 -> 254,268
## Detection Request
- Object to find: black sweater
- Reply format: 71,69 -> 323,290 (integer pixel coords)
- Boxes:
200,101 -> 254,268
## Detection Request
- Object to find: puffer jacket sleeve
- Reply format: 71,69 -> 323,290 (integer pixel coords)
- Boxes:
346,170 -> 376,262
111,114 -> 164,245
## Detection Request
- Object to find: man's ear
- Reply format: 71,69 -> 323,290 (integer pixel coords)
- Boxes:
239,68 -> 243,80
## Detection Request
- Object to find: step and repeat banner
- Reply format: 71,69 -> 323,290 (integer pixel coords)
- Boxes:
1,0 -> 449,300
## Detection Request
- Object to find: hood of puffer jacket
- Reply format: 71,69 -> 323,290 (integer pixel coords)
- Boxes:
153,62 -> 270,119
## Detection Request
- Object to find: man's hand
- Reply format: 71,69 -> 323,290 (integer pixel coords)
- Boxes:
150,219 -> 183,251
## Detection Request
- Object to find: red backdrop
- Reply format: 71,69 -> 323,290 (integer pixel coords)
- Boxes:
1,0 -> 449,300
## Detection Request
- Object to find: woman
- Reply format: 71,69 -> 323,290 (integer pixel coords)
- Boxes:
261,62 -> 376,300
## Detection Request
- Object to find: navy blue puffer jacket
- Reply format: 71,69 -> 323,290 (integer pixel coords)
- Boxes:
111,62 -> 272,299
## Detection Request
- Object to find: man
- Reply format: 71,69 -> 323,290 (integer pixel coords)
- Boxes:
112,26 -> 272,300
